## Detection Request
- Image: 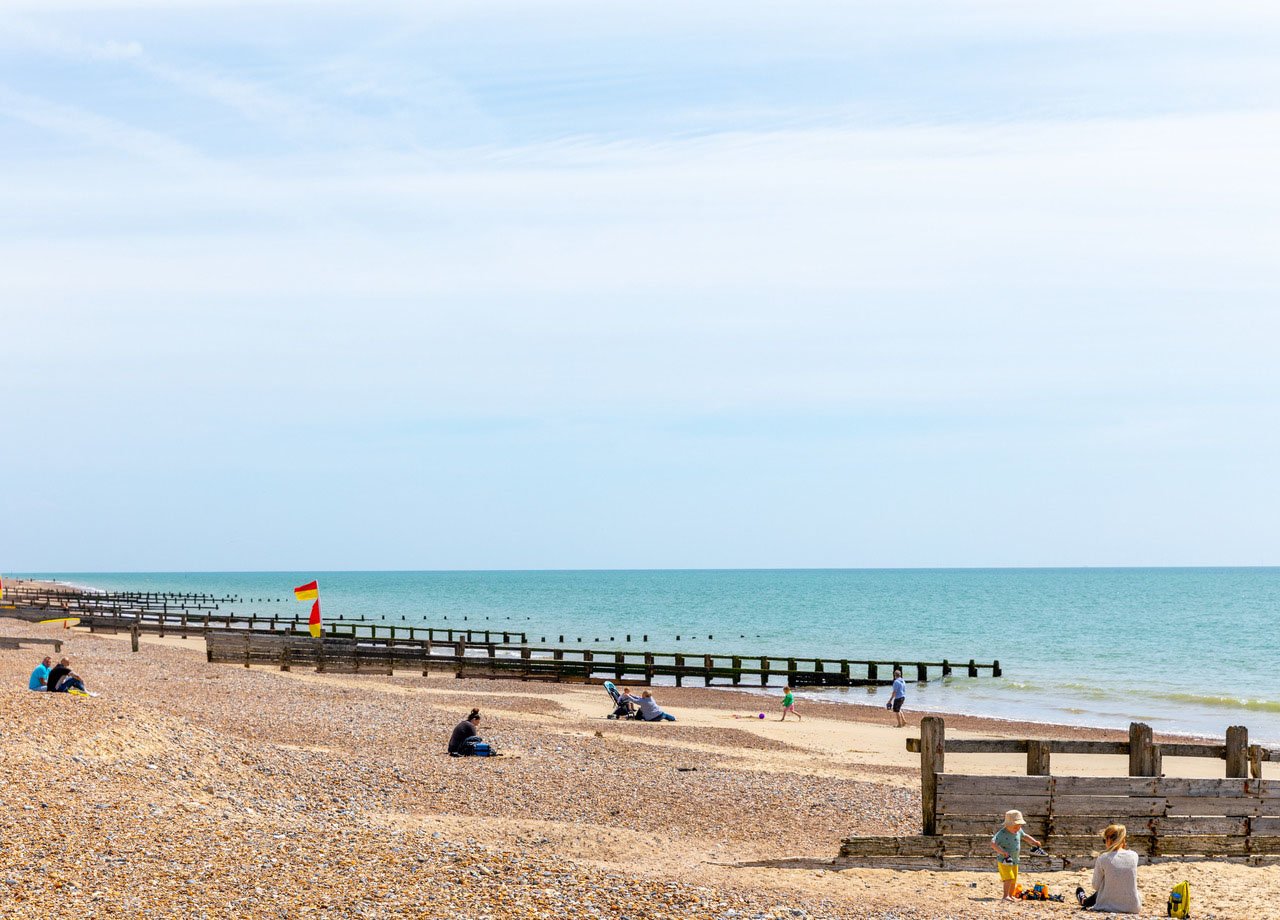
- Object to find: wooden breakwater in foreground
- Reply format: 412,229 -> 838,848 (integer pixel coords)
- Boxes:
838,717 -> 1280,869
204,631 -> 999,688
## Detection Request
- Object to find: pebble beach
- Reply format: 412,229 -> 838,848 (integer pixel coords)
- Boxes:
2,619 -> 1277,919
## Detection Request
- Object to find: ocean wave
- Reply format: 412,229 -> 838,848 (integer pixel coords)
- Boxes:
1151,692 -> 1280,714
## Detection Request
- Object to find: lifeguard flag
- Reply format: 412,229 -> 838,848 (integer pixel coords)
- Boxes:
308,599 -> 322,638
294,580 -> 319,601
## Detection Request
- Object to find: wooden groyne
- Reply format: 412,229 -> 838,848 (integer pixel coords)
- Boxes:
204,631 -> 999,688
838,717 -> 1280,869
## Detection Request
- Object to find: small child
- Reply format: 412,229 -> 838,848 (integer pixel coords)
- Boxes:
990,809 -> 1043,901
779,686 -> 801,721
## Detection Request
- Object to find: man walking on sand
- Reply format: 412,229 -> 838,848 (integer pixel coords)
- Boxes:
887,669 -> 907,727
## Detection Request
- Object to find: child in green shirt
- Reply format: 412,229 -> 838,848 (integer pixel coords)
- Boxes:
780,686 -> 801,721
990,809 -> 1044,900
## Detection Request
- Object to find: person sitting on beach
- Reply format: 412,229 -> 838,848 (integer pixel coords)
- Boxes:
46,658 -> 72,693
29,656 -> 52,691
448,708 -> 485,756
1075,824 -> 1141,913
619,689 -> 676,722
54,667 -> 88,694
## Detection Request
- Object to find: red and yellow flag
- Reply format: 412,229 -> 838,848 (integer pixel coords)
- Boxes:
294,580 -> 319,601
308,599 -> 322,638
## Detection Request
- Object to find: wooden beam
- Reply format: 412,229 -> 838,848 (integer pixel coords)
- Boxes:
920,716 -> 944,835
1226,726 -> 1249,778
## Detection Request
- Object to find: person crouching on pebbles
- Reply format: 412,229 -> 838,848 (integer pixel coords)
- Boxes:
619,689 -> 676,722
990,809 -> 1043,901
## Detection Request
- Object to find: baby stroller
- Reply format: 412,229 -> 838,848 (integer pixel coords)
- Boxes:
604,681 -> 637,720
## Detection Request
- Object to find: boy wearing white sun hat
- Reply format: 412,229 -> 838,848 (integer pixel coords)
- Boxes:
990,809 -> 1044,901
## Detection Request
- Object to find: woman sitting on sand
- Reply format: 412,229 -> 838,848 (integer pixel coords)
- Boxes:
1075,824 -> 1141,913
619,689 -> 676,722
447,708 -> 485,756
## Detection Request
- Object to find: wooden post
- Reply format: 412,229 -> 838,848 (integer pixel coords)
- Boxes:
1226,726 -> 1249,778
674,654 -> 684,687
280,644 -> 291,672
644,652 -> 654,684
992,659 -> 1002,677
920,716 -> 945,835
967,659 -> 977,677
1249,744 -> 1265,779
867,662 -> 878,681
760,657 -> 770,687
1027,740 -> 1051,776
129,625 -> 139,653
731,656 -> 742,686
1129,722 -> 1156,776
916,662 -> 927,683
941,658 -> 951,676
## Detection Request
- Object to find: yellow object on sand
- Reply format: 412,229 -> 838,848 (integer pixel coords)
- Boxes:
39,617 -> 81,629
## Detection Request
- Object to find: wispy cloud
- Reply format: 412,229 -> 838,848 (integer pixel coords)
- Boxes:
2,1 -> 1279,567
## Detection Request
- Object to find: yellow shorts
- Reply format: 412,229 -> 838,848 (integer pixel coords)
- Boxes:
997,862 -> 1018,882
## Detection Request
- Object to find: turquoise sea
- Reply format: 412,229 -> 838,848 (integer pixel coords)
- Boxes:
16,568 -> 1280,743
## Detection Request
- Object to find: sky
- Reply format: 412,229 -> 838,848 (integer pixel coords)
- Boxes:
2,0 -> 1279,570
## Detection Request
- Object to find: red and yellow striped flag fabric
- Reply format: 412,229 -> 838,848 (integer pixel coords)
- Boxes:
294,580 -> 319,601
308,599 -> 322,638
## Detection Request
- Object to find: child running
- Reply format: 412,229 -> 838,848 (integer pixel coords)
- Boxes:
779,685 -> 801,721
990,809 -> 1043,901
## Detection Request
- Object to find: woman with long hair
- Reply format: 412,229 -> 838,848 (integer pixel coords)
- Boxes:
448,708 -> 484,756
1076,824 -> 1142,913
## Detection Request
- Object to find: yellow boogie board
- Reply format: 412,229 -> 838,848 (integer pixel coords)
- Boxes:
39,617 -> 81,629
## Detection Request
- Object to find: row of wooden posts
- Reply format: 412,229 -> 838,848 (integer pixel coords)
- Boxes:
200,630 -> 999,689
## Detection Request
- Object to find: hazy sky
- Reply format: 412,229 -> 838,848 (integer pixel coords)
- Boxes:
2,1 -> 1278,570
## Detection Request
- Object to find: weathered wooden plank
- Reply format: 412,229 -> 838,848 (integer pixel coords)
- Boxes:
1161,743 -> 1228,759
1043,834 -> 1155,855
939,836 -> 1001,857
1157,778 -> 1269,797
1051,796 -> 1165,817
1247,837 -> 1280,855
938,817 -> 1039,836
1052,776 -> 1158,796
1154,835 -> 1248,856
936,793 -> 1050,817
1155,816 -> 1250,836
1165,797 -> 1268,816
1252,817 -> 1280,834
936,774 -> 1050,796
839,836 -> 942,857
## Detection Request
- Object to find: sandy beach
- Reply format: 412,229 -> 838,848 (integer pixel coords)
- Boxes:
2,617 -> 1277,919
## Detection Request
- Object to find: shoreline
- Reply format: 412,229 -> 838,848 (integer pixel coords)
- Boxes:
4,573 -> 1258,746
10,575 -> 1280,747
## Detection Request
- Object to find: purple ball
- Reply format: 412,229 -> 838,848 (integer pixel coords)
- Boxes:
758,712 -> 765,719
